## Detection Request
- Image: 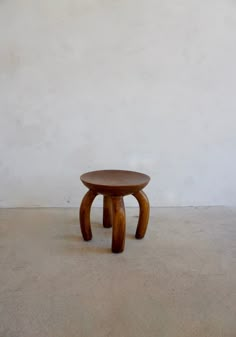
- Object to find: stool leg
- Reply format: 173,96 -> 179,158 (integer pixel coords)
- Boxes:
111,196 -> 126,253
103,195 -> 113,228
80,190 -> 97,241
133,190 -> 150,239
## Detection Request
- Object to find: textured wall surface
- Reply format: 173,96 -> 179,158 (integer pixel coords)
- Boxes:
0,0 -> 236,207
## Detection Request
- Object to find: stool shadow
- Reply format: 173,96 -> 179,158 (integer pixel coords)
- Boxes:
54,234 -> 82,242
55,221 -> 136,255
91,222 -> 104,228
63,245 -> 111,255
126,233 -> 136,240
55,233 -> 112,255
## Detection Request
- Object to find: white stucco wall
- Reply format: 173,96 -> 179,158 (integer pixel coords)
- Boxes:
0,0 -> 236,207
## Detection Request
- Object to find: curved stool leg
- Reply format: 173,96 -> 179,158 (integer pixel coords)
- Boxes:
103,195 -> 113,228
80,190 -> 98,241
111,196 -> 126,253
133,190 -> 150,239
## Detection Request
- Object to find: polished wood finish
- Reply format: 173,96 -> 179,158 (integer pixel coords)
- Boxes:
133,190 -> 150,239
79,190 -> 97,241
103,195 -> 113,228
80,170 -> 150,196
79,170 -> 150,253
111,197 -> 126,253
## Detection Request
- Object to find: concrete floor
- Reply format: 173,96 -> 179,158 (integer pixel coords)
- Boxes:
0,207 -> 236,337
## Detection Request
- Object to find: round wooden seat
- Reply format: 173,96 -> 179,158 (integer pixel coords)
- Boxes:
79,170 -> 150,253
80,170 -> 150,196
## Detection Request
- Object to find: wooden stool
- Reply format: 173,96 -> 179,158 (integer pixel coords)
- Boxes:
79,170 -> 150,253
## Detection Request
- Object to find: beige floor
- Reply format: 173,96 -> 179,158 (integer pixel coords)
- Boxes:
0,207 -> 236,337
